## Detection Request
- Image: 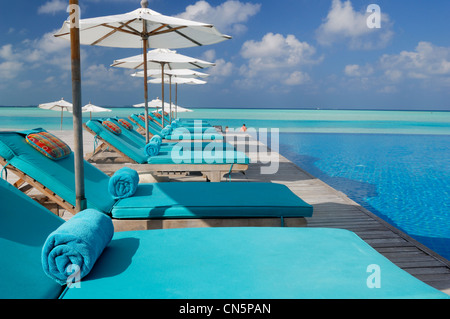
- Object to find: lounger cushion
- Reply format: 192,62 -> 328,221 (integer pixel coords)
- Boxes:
1,176 -> 446,299
111,182 -> 312,219
86,120 -> 247,164
86,120 -> 148,163
0,129 -> 117,214
0,179 -> 64,299
131,114 -> 223,140
102,121 -> 122,135
25,131 -> 71,160
117,119 -> 133,130
61,227 -> 449,299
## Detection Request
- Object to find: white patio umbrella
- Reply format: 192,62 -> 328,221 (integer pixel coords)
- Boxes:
131,68 -> 210,79
133,98 -> 171,109
111,48 -> 214,126
173,105 -> 193,113
54,0 -> 230,212
148,77 -> 206,119
81,103 -> 112,119
148,77 -> 207,85
38,98 -> 73,130
55,0 -> 230,142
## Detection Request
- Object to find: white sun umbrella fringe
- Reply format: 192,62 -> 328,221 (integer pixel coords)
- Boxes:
53,0 -> 230,213
111,48 -> 215,126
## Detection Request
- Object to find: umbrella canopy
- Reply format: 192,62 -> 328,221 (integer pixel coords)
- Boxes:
165,69 -> 210,78
148,77 -> 207,85
134,98 -> 192,112
112,48 -> 214,126
147,77 -> 206,118
81,103 -> 112,119
111,48 -> 215,70
132,68 -> 210,79
133,98 -> 171,109
54,4 -> 231,49
174,105 -> 193,113
38,98 -> 73,130
55,0 -> 230,142
54,0 -> 230,212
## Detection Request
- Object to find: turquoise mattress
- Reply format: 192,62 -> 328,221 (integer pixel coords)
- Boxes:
111,182 -> 312,219
63,227 -> 449,299
1,178 -> 447,299
0,129 -> 312,220
86,120 -> 248,165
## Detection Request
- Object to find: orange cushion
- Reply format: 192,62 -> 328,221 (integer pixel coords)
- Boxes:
103,121 -> 122,135
26,132 -> 71,160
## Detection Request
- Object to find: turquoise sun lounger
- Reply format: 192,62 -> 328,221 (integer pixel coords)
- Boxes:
151,111 -> 212,128
0,129 -> 312,230
129,113 -> 223,141
84,119 -> 249,182
1,178 -> 447,299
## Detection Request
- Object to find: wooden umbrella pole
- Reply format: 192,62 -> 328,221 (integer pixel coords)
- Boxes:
169,75 -> 172,123
69,0 -> 86,212
143,36 -> 150,143
161,62 -> 165,127
140,0 -> 150,142
175,83 -> 178,119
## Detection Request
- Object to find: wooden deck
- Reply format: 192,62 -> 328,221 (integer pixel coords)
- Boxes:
21,131 -> 450,295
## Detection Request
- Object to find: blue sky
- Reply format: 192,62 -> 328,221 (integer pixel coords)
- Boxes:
0,0 -> 449,110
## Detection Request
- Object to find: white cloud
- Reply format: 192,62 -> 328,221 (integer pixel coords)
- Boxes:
380,42 -> 450,81
176,0 -> 261,35
0,29 -> 72,86
201,49 -> 216,62
83,64 -> 138,91
284,71 -> 310,86
340,41 -> 450,92
344,64 -> 374,77
316,0 -> 393,50
241,33 -> 319,71
35,31 -> 71,55
38,0 -> 67,15
0,45 -> 24,80
199,50 -> 234,83
207,59 -> 234,82
0,61 -> 23,79
0,44 -> 15,60
238,33 -> 320,88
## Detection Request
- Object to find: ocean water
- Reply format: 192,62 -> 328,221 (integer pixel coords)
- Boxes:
1,107 -> 450,259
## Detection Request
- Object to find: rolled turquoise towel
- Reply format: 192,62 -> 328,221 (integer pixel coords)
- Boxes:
145,141 -> 160,157
150,135 -> 162,146
108,167 -> 140,199
161,127 -> 171,137
41,209 -> 114,285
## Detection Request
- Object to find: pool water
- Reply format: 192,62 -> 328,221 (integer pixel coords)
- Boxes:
277,133 -> 450,260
